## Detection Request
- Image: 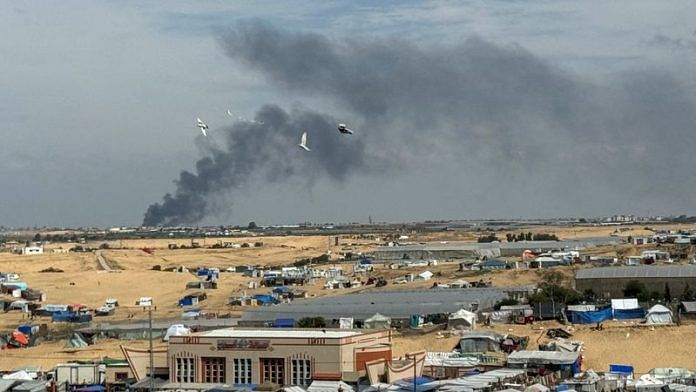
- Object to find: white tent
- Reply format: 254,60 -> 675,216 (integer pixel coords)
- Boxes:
163,324 -> 191,341
339,317 -> 354,329
364,313 -> 391,329
448,309 -> 477,330
418,271 -> 434,280
645,305 -> 673,325
611,298 -> 639,310
2,370 -> 32,380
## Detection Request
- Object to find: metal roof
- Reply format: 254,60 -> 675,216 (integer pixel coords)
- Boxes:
195,328 -> 362,338
576,266 -> 696,280
507,350 -> 580,365
376,237 -> 621,253
240,288 -> 524,321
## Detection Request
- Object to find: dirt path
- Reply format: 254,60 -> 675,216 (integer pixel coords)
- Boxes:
95,250 -> 111,271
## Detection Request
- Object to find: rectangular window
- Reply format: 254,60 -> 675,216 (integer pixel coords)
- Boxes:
202,357 -> 226,383
261,358 -> 285,385
233,358 -> 252,384
290,359 -> 312,386
176,358 -> 195,383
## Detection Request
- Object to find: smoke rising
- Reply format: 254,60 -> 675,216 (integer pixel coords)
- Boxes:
144,21 -> 696,225
143,105 -> 367,226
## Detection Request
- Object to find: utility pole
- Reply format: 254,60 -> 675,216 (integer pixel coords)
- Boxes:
413,355 -> 417,392
149,304 -> 154,392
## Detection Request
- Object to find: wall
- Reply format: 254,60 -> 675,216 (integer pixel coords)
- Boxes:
576,277 -> 696,298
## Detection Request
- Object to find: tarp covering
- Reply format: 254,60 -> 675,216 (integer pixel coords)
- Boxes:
65,332 -> 89,348
609,364 -> 634,375
611,298 -> 639,310
339,317 -> 353,329
645,305 -> 673,325
565,307 -> 612,324
273,318 -> 295,328
163,324 -> 191,341
448,309 -> 477,330
1,371 -> 32,381
613,308 -> 646,320
365,313 -> 391,329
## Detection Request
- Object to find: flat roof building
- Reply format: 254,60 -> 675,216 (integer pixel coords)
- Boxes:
168,328 -> 392,386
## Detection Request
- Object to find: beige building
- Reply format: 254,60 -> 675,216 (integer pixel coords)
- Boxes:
168,329 -> 392,386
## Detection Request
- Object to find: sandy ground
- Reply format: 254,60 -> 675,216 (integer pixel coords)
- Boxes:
3,226 -> 696,372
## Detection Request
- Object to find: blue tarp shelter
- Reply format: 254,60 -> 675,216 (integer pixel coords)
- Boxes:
253,294 -> 278,305
360,259 -> 373,265
613,308 -> 645,320
565,307 -> 612,324
178,297 -> 197,307
273,318 -> 295,328
609,364 -> 634,376
272,287 -> 290,294
17,325 -> 35,335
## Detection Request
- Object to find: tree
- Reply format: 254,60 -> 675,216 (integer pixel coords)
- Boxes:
33,233 -> 42,242
298,317 -> 325,328
494,298 -> 519,310
623,280 -> 649,302
681,283 -> 695,301
664,283 -> 672,303
247,221 -> 258,230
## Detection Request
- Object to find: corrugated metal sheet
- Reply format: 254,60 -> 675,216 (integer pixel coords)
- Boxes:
576,266 -> 696,280
240,288 -> 523,321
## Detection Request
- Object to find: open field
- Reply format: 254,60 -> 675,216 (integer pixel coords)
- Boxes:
3,224 -> 696,371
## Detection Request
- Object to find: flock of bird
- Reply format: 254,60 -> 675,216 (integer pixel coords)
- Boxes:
195,110 -> 354,153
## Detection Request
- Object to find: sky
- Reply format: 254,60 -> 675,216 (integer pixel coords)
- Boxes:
1,1 -> 696,227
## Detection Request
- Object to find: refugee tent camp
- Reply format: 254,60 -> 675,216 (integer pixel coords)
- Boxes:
364,313 -> 391,329
645,304 -> 673,325
447,309 -> 477,330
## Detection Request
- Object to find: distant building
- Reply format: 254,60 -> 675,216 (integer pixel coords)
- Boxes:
21,245 -> 43,255
575,265 -> 696,298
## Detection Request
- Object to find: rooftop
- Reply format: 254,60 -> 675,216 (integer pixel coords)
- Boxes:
240,287 -> 533,321
576,265 -> 696,280
193,328 -> 364,339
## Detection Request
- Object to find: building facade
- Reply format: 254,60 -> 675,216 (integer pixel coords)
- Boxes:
168,329 -> 392,386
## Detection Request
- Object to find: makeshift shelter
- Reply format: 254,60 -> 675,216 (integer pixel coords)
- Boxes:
645,305 -> 673,325
447,309 -> 477,330
507,350 -> 581,377
565,306 -> 612,324
417,271 -> 434,281
163,324 -> 191,341
364,313 -> 391,329
65,332 -> 90,348
452,331 -> 505,353
611,298 -> 645,320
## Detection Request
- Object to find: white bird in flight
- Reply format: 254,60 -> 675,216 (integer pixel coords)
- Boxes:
196,117 -> 209,136
337,123 -> 353,135
298,132 -> 311,152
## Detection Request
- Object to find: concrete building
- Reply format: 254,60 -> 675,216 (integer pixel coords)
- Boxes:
167,328 -> 392,386
20,245 -> 43,255
575,265 -> 696,298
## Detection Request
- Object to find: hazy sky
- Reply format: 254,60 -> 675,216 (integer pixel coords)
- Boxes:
1,1 -> 696,227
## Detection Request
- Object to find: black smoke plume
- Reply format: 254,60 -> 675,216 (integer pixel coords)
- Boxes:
143,105 -> 366,226
144,21 -> 696,225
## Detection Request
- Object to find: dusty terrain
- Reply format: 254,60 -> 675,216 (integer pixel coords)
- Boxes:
2,224 -> 696,372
